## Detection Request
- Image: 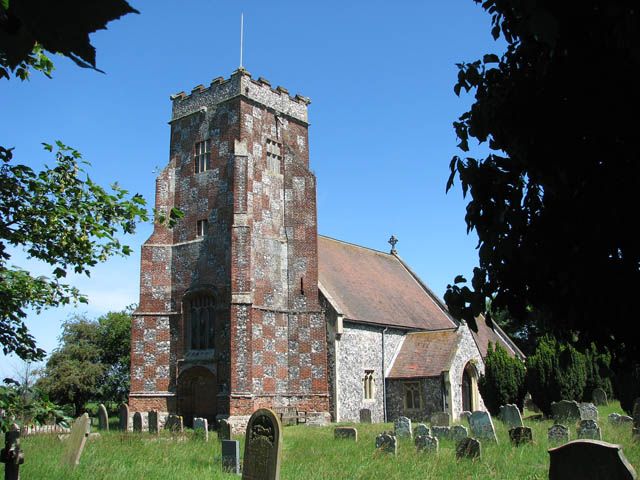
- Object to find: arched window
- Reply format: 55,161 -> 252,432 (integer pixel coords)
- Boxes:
186,295 -> 215,350
363,370 -> 375,400
462,362 -> 478,412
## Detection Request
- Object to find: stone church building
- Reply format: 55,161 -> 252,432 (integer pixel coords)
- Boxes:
129,68 -> 522,429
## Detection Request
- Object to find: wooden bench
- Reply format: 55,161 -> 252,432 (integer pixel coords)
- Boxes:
274,407 -> 307,426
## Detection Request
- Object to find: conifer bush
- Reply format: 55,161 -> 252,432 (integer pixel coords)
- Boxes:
583,343 -> 613,401
478,342 -> 526,416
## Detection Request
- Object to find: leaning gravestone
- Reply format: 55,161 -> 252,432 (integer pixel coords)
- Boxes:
578,420 -> 602,440
148,410 -> 160,434
451,425 -> 469,442
394,416 -> 412,438
469,411 -> 497,442
592,388 -> 608,406
1,423 -> 24,479
431,426 -> 450,441
509,426 -> 533,446
242,409 -> 282,480
460,411 -> 472,423
414,424 -> 430,437
499,404 -> 523,428
132,412 -> 142,433
552,400 -> 581,423
218,419 -> 231,441
415,434 -> 438,453
548,424 -> 570,444
222,439 -> 240,475
609,413 -> 633,426
375,432 -> 397,456
97,404 -> 109,431
359,409 -> 372,424
62,413 -> 90,467
165,414 -> 183,433
579,403 -> 599,421
334,427 -> 357,441
118,403 -> 129,431
431,411 -> 450,427
194,417 -> 209,441
548,439 -> 637,479
456,437 -> 481,460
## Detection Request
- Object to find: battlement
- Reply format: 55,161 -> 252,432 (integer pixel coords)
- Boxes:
170,68 -> 311,124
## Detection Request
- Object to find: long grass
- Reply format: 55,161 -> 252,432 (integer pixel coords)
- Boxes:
10,402 -> 640,479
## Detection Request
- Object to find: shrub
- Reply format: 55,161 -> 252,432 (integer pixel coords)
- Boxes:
478,342 -> 526,416
614,363 -> 640,415
583,343 -> 613,402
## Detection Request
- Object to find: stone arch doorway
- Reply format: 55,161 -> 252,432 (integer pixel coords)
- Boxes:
462,362 -> 479,412
177,366 -> 217,427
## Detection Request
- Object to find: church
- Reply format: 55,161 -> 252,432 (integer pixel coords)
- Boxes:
128,68 -> 522,429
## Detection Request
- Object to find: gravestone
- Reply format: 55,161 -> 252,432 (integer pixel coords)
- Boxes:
451,425 -> 469,442
552,400 -> 581,423
359,409 -> 372,424
218,419 -> 231,441
460,411 -> 472,423
579,403 -> 599,421
414,424 -> 430,437
548,424 -> 570,444
509,426 -> 533,446
375,432 -> 397,456
431,426 -> 450,440
62,413 -> 90,467
469,411 -> 497,442
241,409 -> 282,480
118,403 -> 129,431
609,413 -> 633,426
415,434 -> 438,453
97,404 -> 109,431
499,404 -> 523,428
592,388 -> 608,406
334,427 -> 357,441
456,437 -> 481,460
578,420 -> 602,440
394,416 -> 412,438
633,398 -> 640,429
0,423 -> 24,480
222,439 -> 240,475
132,412 -> 142,433
194,417 -> 209,441
431,411 -> 450,427
548,440 -> 637,479
148,410 -> 160,434
165,414 -> 183,433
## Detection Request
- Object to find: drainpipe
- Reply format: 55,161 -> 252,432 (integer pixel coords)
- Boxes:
382,327 -> 389,422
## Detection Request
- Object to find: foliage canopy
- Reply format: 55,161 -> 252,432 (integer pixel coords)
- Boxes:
478,341 -> 526,415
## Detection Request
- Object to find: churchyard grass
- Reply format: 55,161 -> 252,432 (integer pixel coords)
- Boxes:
10,402 -> 640,479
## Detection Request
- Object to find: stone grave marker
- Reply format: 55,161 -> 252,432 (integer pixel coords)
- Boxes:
222,439 -> 240,475
218,419 -> 232,441
375,432 -> 397,456
414,424 -> 430,437
552,400 -> 581,423
469,411 -> 498,442
431,411 -> 450,427
579,403 -> 599,421
633,398 -> 640,440
334,427 -> 357,441
118,403 -> 129,431
548,424 -> 570,444
61,413 -> 90,467
499,404 -> 523,428
451,425 -> 469,442
609,413 -> 633,426
431,426 -> 450,441
165,414 -> 184,433
1,423 -> 24,480
97,404 -> 109,431
509,426 -> 533,446
592,388 -> 608,406
359,409 -> 372,424
415,434 -> 438,453
133,412 -> 142,433
241,409 -> 282,480
394,416 -> 412,438
548,439 -> 637,479
194,417 -> 209,441
578,420 -> 602,440
148,410 -> 160,434
456,437 -> 481,460
460,411 -> 472,423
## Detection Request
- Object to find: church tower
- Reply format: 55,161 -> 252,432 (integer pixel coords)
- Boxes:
129,69 -> 330,427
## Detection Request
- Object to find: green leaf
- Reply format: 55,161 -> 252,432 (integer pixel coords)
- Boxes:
1,0 -> 9,10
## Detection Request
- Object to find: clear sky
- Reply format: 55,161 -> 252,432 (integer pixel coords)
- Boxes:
0,0 -> 505,376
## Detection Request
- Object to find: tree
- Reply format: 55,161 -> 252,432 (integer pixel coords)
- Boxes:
478,342 -> 526,415
444,1 -> 640,364
95,310 -> 131,404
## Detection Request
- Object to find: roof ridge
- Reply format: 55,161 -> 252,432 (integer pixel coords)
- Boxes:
318,234 -> 393,257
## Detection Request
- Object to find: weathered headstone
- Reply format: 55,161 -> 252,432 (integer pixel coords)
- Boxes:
97,404 -> 109,431
451,425 -> 469,442
431,426 -> 450,440
431,411 -> 450,427
509,426 -> 533,446
118,403 -> 129,431
241,409 -> 282,480
579,403 -> 599,421
548,424 -> 570,444
0,424 -> 24,480
222,439 -> 240,475
469,411 -> 498,442
456,437 -> 481,460
394,416 -> 412,438
133,412 -> 142,433
460,411 -> 472,423
592,388 -> 608,406
165,414 -> 183,433
62,413 -> 90,467
334,427 -> 357,441
577,420 -> 602,440
548,440 -> 637,479
194,417 -> 209,441
552,400 -> 581,423
218,419 -> 231,441
414,424 -> 430,437
148,410 -> 160,434
525,393 -> 541,413
499,404 -> 524,428
415,434 -> 438,453
609,413 -> 633,426
375,432 -> 397,456
359,409 -> 372,424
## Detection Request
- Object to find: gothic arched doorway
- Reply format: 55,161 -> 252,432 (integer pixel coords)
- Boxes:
177,366 -> 217,427
461,362 -> 478,412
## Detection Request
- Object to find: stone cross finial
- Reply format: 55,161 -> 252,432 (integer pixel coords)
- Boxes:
388,235 -> 398,254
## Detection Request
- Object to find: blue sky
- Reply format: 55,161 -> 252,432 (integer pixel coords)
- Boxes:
0,0 -> 504,376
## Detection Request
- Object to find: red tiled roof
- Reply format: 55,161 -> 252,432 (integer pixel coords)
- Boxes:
318,236 -> 456,331
387,331 -> 460,378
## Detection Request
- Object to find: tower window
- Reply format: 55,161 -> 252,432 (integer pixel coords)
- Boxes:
187,294 -> 215,350
363,370 -> 375,400
194,139 -> 210,173
196,219 -> 207,237
266,138 -> 282,160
